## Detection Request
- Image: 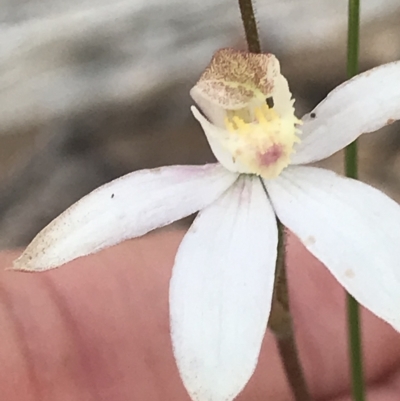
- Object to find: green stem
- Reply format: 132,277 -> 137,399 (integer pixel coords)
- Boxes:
347,296 -> 365,401
347,0 -> 360,79
345,0 -> 359,180
345,1 -> 365,401
238,0 -> 261,53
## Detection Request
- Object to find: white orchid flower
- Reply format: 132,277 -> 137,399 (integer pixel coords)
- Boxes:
12,48 -> 400,401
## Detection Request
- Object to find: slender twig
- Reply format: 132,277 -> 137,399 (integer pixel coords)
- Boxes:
345,1 -> 365,401
238,0 -> 261,53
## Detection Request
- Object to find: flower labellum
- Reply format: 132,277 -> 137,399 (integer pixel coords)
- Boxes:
12,49 -> 400,401
191,48 -> 301,179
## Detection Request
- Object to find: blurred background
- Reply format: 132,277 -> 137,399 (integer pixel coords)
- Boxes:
0,0 -> 400,249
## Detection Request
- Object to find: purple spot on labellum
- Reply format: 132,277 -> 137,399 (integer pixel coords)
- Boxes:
259,144 -> 283,166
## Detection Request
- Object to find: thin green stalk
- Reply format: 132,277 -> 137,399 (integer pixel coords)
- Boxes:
347,296 -> 365,401
347,0 -> 360,79
345,1 -> 365,401
345,0 -> 359,180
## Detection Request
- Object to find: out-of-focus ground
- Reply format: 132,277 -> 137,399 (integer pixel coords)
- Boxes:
0,0 -> 400,248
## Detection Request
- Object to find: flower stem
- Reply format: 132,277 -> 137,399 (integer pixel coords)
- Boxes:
259,180 -> 311,401
345,1 -> 366,401
345,0 -> 359,180
238,0 -> 261,53
243,0 -> 311,394
270,222 -> 312,401
347,296 -> 365,401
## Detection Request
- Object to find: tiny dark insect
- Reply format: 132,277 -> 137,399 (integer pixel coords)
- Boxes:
266,97 -> 274,108
111,194 -> 115,198
310,112 -> 316,118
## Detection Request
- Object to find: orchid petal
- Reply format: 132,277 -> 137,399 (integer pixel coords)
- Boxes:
191,86 -> 226,128
14,164 -> 237,271
266,166 -> 400,331
191,106 -> 250,174
291,61 -> 400,164
170,176 -> 277,401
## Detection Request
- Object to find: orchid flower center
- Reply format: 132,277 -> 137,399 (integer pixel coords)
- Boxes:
222,97 -> 301,179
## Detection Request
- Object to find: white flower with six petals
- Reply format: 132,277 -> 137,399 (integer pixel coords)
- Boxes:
13,49 -> 400,401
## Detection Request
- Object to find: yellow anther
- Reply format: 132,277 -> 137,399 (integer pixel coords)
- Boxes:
225,115 -> 250,134
221,100 -> 300,179
254,107 -> 267,125
261,104 -> 270,113
254,105 -> 279,126
224,117 -> 236,132
232,116 -> 247,131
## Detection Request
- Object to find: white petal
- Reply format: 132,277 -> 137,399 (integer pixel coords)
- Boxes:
291,61 -> 400,164
170,176 -> 277,401
191,106 -> 250,174
265,166 -> 400,331
14,164 -> 237,271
